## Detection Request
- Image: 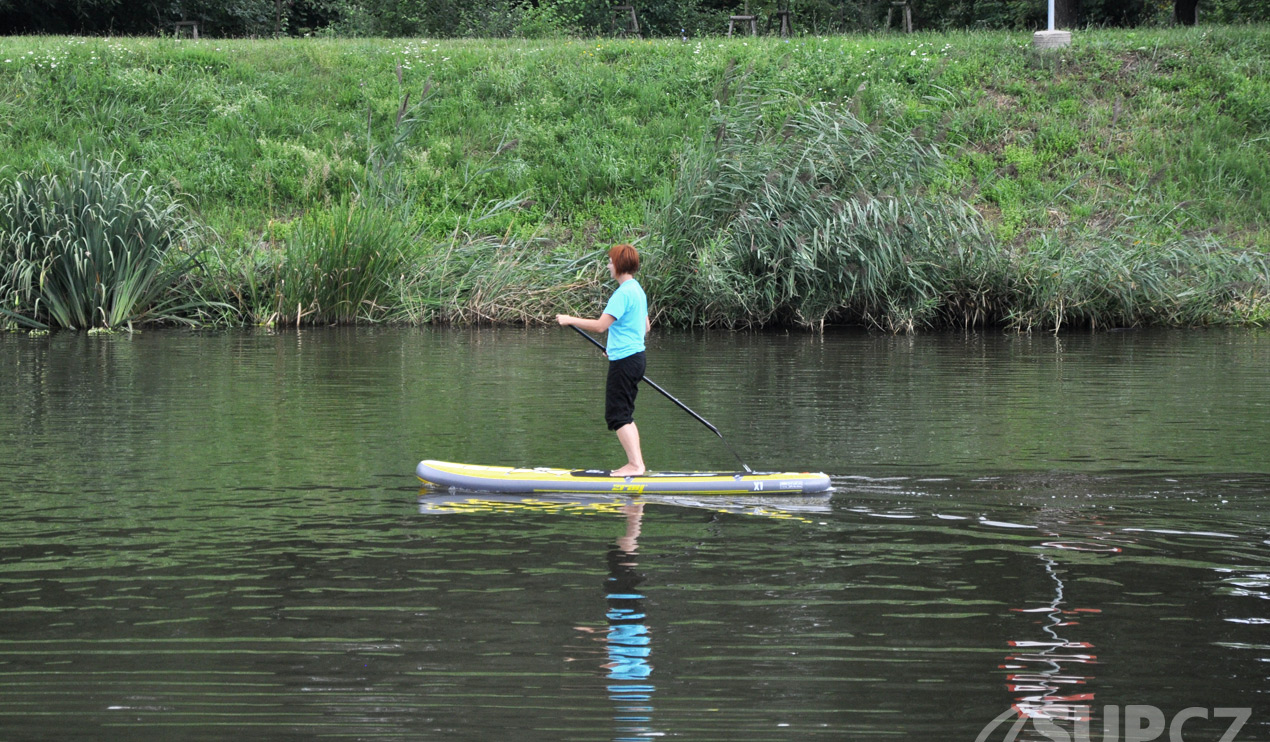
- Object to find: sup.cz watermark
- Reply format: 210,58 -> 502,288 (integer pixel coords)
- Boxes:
976,705 -> 1252,742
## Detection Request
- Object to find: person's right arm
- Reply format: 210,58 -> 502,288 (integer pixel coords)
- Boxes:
556,313 -> 616,334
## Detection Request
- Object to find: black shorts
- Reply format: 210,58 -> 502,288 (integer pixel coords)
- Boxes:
605,352 -> 645,431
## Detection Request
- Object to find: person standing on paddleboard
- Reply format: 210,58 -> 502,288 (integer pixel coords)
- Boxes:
556,244 -> 650,477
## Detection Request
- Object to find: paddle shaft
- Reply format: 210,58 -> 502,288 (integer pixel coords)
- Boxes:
571,326 -> 753,473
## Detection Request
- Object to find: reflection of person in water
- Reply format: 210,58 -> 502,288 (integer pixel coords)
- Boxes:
604,501 -> 656,741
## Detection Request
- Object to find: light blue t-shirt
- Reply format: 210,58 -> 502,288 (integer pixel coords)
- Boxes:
602,278 -> 647,361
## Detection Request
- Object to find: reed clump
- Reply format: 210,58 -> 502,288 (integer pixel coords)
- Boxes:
275,199 -> 413,325
0,151 -> 217,331
206,199 -> 418,327
647,76 -> 999,332
1005,229 -> 1270,331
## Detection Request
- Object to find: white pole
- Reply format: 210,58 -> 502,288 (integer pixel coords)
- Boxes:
1034,0 -> 1070,48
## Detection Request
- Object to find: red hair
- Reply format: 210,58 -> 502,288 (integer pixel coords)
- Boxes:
609,244 -> 640,275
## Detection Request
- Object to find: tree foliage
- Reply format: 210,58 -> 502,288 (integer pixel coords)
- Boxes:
1,0 -> 1266,37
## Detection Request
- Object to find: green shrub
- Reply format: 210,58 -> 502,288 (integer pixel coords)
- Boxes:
0,151 -> 216,330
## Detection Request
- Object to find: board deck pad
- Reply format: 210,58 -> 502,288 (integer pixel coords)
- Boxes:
417,459 -> 831,495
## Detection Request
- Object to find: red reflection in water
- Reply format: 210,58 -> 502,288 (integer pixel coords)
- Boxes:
1003,553 -> 1101,724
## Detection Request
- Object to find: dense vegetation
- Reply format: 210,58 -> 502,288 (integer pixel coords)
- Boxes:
4,0 -> 1268,37
0,26 -> 1267,331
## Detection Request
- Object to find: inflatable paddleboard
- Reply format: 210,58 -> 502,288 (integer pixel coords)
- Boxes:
416,459 -> 832,495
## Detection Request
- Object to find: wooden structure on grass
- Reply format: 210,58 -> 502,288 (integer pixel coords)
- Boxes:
769,4 -> 793,37
612,4 -> 641,37
728,2 -> 794,38
885,1 -> 913,33
728,1 -> 758,36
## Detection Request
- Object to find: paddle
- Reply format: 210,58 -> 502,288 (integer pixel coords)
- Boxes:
570,326 -> 754,474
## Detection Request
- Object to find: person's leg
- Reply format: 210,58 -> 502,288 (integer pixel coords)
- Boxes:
606,352 -> 645,476
612,422 -> 645,477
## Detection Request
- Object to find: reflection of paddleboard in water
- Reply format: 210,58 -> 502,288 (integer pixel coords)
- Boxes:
417,490 -> 832,520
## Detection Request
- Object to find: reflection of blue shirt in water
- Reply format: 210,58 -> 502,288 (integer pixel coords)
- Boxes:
606,614 -> 652,680
606,546 -> 655,739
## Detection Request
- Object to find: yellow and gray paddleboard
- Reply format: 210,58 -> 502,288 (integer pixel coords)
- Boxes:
416,460 -> 831,495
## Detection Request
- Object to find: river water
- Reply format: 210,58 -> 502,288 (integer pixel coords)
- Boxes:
1,327 -> 1267,741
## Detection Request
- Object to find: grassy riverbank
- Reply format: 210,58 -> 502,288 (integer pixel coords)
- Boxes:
1,27 -> 1268,330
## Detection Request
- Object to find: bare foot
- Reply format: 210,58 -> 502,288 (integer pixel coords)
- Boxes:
610,464 -> 646,477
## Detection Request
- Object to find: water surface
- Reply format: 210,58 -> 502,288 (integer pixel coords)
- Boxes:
1,328 -> 1266,740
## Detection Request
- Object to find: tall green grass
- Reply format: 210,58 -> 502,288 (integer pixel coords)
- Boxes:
0,152 -> 217,330
203,89 -> 579,327
647,75 -> 996,332
209,199 -> 415,326
393,210 -> 606,324
1006,229 -> 1270,331
278,199 -> 412,325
